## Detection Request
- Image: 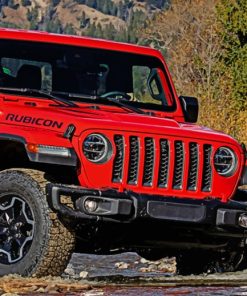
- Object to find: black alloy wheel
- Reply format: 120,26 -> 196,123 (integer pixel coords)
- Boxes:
0,169 -> 75,277
0,195 -> 34,265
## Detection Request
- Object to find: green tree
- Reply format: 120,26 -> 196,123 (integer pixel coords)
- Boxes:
45,19 -> 63,34
21,0 -> 31,6
27,6 -> 39,30
64,23 -> 76,35
217,0 -> 247,108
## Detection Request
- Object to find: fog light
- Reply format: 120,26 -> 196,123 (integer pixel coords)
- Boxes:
84,199 -> 98,213
239,214 -> 247,228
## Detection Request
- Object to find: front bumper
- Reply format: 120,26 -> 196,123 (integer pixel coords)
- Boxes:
46,183 -> 247,232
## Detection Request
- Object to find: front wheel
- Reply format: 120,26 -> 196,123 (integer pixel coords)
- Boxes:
0,169 -> 75,277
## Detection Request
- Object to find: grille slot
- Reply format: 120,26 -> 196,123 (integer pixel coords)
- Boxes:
143,138 -> 155,186
112,135 -> 124,183
158,139 -> 169,188
187,142 -> 199,191
128,136 -> 139,185
202,144 -> 212,192
173,141 -> 184,189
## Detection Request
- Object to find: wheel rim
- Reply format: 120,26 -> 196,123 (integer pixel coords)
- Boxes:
0,195 -> 34,264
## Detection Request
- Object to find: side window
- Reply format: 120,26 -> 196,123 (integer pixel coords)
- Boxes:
132,66 -> 162,105
1,58 -> 52,91
150,77 -> 160,96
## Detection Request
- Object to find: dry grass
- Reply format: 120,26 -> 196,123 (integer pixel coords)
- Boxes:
2,5 -> 29,28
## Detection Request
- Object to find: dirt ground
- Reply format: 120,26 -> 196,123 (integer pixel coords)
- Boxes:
2,272 -> 247,295
0,275 -> 91,295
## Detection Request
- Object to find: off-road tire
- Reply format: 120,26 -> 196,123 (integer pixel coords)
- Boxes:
0,169 -> 75,277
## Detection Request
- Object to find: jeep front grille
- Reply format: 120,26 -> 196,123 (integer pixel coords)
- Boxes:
202,144 -> 212,192
143,138 -> 155,186
173,141 -> 184,189
112,135 -> 124,183
113,135 -> 213,194
158,139 -> 169,188
187,142 -> 199,191
127,136 -> 139,185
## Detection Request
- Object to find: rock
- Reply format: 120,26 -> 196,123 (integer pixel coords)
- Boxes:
114,262 -> 130,269
138,267 -> 151,273
36,287 -> 45,293
79,271 -> 89,278
140,258 -> 149,264
165,257 -> 177,264
64,264 -> 75,276
153,260 -> 162,265
157,262 -> 172,271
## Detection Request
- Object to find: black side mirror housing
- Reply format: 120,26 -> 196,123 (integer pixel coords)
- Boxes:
179,96 -> 199,123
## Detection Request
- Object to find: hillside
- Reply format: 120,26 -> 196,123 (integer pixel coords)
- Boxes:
140,0 -> 247,144
0,0 -> 170,41
0,0 -> 245,144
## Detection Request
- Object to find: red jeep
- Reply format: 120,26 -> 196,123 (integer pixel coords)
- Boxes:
0,28 -> 246,276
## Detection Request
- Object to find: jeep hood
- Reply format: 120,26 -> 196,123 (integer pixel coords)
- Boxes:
58,108 -> 240,148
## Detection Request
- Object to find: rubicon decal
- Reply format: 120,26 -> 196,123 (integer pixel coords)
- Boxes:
5,113 -> 63,129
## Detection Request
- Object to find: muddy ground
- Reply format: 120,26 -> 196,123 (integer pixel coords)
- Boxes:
2,253 -> 247,295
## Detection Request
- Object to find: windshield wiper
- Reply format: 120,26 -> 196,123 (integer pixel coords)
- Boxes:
0,87 -> 78,107
51,90 -> 97,100
101,97 -> 146,115
52,91 -> 146,114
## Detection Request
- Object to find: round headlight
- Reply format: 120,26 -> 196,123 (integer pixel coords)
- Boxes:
214,147 -> 237,176
83,134 -> 112,163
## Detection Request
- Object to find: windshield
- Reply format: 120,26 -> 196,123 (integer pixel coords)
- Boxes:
0,39 -> 175,112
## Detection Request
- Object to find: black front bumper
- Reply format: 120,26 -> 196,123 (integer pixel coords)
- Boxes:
46,183 -> 247,232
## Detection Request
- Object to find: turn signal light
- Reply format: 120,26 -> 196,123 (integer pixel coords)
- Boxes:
26,143 -> 39,153
26,143 -> 71,157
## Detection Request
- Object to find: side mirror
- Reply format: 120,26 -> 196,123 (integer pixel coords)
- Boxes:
179,96 -> 199,123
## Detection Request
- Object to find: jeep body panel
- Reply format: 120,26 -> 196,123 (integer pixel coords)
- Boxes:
0,29 -> 246,274
0,94 -> 244,201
